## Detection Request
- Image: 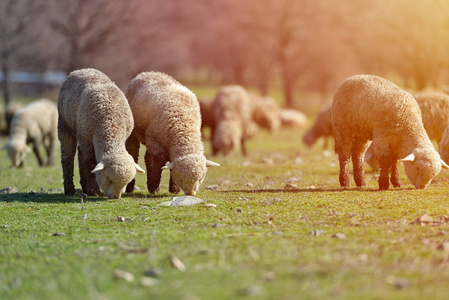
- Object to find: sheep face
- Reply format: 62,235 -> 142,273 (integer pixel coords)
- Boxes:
4,141 -> 30,167
92,154 -> 143,199
163,155 -> 219,196
401,148 -> 443,189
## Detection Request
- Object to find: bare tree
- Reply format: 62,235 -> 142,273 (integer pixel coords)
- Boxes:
47,0 -> 134,74
0,0 -> 44,131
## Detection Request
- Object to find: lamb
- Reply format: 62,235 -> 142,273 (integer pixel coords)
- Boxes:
2,99 -> 57,167
57,68 -> 144,199
439,127 -> 449,164
332,74 -> 448,190
413,92 -> 449,143
198,98 -> 216,140
303,104 -> 332,149
124,71 -> 219,196
251,96 -> 281,132
278,108 -> 308,128
212,85 -> 256,156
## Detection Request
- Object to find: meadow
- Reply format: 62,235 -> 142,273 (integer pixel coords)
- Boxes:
2,96 -> 449,299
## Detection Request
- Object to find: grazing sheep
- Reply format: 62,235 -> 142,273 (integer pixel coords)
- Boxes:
414,92 -> 449,143
212,85 -> 256,156
439,127 -> 449,164
57,68 -> 144,199
199,98 -> 216,140
251,96 -> 281,132
2,99 -> 57,167
124,71 -> 219,196
332,74 -> 448,190
279,108 -> 308,128
303,104 -> 332,149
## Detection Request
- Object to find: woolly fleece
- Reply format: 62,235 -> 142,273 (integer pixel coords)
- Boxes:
332,74 -> 444,190
57,68 -> 141,199
125,71 -> 218,196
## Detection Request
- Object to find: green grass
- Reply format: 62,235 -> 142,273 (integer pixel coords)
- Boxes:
2,124 -> 449,300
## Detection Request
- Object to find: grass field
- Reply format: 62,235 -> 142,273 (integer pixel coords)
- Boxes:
2,113 -> 449,299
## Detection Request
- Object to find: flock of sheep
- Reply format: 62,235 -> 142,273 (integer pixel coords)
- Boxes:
3,70 -> 449,198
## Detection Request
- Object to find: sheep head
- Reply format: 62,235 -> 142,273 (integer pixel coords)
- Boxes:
213,120 -> 242,155
162,154 -> 219,196
400,148 -> 448,189
91,154 -> 145,199
2,141 -> 31,167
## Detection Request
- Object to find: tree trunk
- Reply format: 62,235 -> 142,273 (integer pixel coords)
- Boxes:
1,57 -> 12,133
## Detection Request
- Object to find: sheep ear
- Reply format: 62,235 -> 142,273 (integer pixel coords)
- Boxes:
161,162 -> 174,170
206,160 -> 220,167
91,162 -> 105,173
400,153 -> 415,162
441,159 -> 449,169
135,163 -> 145,173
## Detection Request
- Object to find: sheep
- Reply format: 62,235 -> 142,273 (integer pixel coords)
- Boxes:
439,127 -> 449,164
278,108 -> 308,128
198,98 -> 216,140
2,99 -> 57,167
212,85 -> 256,156
57,68 -> 144,199
250,96 -> 281,132
124,71 -> 219,196
303,104 -> 332,149
332,74 -> 448,190
413,92 -> 449,143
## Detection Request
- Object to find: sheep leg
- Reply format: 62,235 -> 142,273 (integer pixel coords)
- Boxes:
351,139 -> 370,187
32,142 -> 44,167
78,140 -> 100,196
390,159 -> 401,187
378,155 -> 395,190
44,135 -> 56,166
338,151 -> 351,187
241,138 -> 248,156
125,133 -> 140,193
145,150 -> 167,194
59,120 -> 77,195
169,171 -> 181,194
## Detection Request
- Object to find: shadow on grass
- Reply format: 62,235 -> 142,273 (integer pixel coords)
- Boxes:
219,187 -> 415,194
0,191 -> 168,203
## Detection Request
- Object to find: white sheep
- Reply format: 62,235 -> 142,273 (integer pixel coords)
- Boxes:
2,99 -> 57,167
251,96 -> 281,132
124,71 -> 219,196
212,85 -> 256,156
414,92 -> 449,143
332,74 -> 448,190
278,108 -> 308,128
57,68 -> 144,199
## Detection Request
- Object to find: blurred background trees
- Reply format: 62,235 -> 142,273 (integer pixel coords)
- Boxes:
2,0 -> 449,113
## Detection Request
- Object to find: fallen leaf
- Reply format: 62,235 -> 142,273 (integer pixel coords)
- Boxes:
169,255 -> 186,272
113,270 -> 134,282
332,233 -> 346,239
117,216 -> 125,222
204,203 -> 217,208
